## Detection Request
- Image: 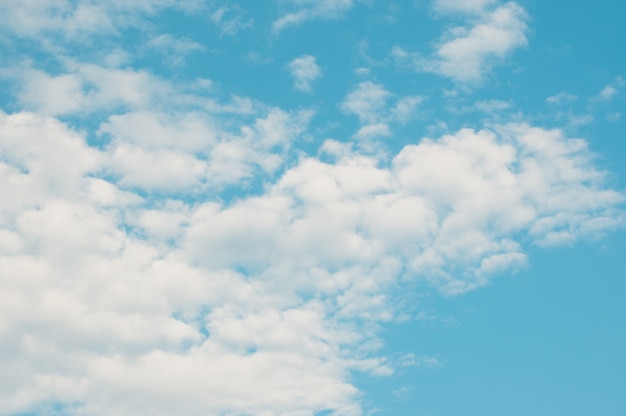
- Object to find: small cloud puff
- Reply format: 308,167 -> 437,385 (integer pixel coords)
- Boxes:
341,81 -> 422,140
287,55 -> 322,92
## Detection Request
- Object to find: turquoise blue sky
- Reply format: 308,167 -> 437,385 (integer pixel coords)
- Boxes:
1,1 -> 625,415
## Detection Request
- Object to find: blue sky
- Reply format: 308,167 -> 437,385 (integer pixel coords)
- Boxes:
1,1 -> 625,415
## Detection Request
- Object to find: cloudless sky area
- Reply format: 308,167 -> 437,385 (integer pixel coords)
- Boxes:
1,1 -> 625,415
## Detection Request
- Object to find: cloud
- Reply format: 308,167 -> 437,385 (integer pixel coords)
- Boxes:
16,65 -> 173,116
469,99 -> 513,113
0,0 -> 202,39
341,82 -> 423,140
272,0 -> 355,32
546,91 -> 578,104
209,5 -> 254,36
421,2 -> 528,84
147,34 -> 204,66
287,55 -> 322,92
594,86 -> 618,102
2,104 -> 622,415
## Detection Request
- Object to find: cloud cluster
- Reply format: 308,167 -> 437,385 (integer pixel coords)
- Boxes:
1,97 -> 622,414
1,1 -> 624,415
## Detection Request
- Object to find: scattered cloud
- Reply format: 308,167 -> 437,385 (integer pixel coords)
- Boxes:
287,55 -> 322,92
1,2 -> 625,415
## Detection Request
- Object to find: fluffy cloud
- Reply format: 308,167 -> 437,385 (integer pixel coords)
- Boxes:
17,65 -> 173,116
341,82 -> 422,140
1,104 -> 622,415
287,55 -> 322,92
393,2 -> 529,84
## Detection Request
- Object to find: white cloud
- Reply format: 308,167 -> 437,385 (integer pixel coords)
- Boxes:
273,0 -> 355,32
1,108 -> 623,415
424,2 -> 528,84
0,0 -> 202,38
342,82 -> 392,125
17,65 -> 173,116
287,55 -> 322,92
341,82 -> 423,140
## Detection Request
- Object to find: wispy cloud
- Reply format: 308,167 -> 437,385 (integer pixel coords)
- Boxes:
147,34 -> 204,66
594,86 -> 618,102
272,0 -> 355,32
209,5 -> 254,36
547,91 -> 578,105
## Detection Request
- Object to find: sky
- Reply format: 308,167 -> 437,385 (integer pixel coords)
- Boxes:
0,1 -> 625,415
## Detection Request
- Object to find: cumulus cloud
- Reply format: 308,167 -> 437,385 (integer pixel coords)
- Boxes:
272,0 -> 355,32
1,3 -> 624,414
1,105 -> 622,415
419,2 -> 528,84
287,55 -> 322,92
